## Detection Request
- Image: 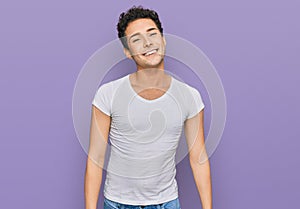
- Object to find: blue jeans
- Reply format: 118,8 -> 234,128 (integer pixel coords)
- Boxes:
103,197 -> 181,209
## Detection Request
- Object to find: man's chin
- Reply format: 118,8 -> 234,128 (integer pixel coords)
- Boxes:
143,60 -> 164,69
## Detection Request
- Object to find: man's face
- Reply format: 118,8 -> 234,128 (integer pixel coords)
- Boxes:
124,18 -> 166,70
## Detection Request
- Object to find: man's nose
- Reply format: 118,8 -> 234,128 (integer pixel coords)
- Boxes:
143,35 -> 152,47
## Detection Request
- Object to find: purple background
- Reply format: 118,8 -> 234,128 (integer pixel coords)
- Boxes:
1,0 -> 299,209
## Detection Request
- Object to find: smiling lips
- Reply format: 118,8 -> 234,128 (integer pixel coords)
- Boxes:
142,49 -> 158,56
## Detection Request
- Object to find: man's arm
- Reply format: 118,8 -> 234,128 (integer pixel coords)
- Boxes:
184,109 -> 212,209
84,105 -> 111,209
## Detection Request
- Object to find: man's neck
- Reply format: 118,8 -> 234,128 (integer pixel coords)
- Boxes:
132,67 -> 170,87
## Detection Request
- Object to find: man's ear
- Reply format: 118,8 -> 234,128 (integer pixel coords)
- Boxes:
123,48 -> 133,60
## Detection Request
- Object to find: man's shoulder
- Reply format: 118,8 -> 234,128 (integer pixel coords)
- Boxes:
97,74 -> 128,91
172,77 -> 198,93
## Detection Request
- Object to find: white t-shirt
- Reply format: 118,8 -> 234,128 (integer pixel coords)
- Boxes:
92,74 -> 205,205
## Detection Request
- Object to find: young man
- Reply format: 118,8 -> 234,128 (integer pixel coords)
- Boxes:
85,6 -> 212,209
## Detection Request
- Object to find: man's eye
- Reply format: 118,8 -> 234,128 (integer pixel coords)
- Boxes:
150,33 -> 157,36
132,39 -> 140,43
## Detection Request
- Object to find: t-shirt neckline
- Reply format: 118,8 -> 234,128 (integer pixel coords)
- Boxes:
126,74 -> 174,103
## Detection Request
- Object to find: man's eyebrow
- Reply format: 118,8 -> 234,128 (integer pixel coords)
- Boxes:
146,27 -> 157,32
129,28 -> 158,40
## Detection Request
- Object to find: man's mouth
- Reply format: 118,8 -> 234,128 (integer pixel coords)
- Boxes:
142,49 -> 158,56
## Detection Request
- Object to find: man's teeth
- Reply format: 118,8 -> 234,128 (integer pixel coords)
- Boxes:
144,49 -> 157,56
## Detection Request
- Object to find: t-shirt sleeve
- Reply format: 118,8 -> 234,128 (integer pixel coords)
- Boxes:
92,83 -> 112,116
186,87 -> 205,119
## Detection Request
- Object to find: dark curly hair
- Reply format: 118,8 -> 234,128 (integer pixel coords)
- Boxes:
117,5 -> 164,49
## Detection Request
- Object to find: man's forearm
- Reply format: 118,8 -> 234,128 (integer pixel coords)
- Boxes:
84,157 -> 104,209
190,158 -> 213,209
